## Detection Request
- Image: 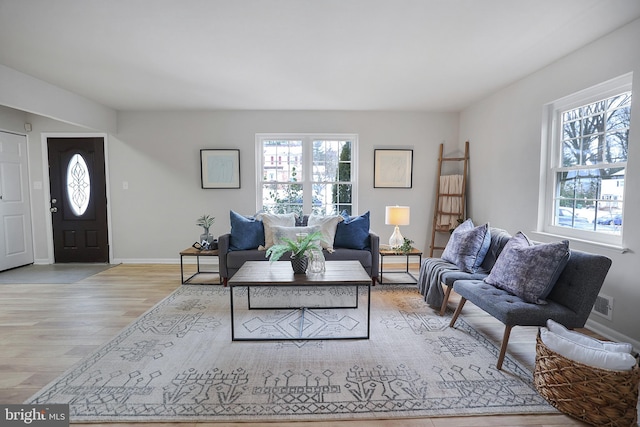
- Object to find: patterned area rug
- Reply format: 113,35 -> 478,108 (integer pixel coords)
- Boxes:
26,284 -> 555,422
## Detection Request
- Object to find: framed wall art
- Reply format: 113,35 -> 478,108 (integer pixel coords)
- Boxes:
374,149 -> 413,188
200,149 -> 241,189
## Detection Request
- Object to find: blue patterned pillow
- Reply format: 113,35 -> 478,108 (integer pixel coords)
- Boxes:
229,210 -> 265,251
334,211 -> 370,249
441,219 -> 491,273
484,232 -> 570,304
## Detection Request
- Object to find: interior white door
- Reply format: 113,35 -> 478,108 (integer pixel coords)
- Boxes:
0,131 -> 34,271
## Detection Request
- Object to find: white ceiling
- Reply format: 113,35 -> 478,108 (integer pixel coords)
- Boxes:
1,0 -> 639,112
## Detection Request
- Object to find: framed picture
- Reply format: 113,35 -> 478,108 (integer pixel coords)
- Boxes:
374,149 -> 413,188
200,149 -> 241,189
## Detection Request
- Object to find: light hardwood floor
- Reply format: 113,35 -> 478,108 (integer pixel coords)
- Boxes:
0,263 -> 589,426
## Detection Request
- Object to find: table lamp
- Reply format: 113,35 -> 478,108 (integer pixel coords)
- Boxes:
385,205 -> 410,249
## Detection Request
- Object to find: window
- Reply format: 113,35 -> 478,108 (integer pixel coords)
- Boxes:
66,153 -> 91,216
542,74 -> 632,245
256,134 -> 357,216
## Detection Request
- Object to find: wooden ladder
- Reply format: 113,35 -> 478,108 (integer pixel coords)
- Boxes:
429,141 -> 469,257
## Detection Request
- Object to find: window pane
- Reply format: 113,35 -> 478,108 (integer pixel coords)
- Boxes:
261,183 -> 303,215
562,119 -> 580,141
554,167 -> 624,234
66,153 -> 90,216
562,139 -> 581,167
262,140 -> 302,182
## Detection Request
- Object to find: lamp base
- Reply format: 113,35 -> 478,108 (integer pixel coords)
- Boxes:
389,226 -> 404,249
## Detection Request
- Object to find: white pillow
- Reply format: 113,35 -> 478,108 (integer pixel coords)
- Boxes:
257,212 -> 296,250
307,214 -> 343,253
546,319 -> 633,353
271,225 -> 321,246
540,328 -> 637,371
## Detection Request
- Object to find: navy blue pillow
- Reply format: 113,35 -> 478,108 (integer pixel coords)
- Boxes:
229,210 -> 264,251
334,211 -> 370,249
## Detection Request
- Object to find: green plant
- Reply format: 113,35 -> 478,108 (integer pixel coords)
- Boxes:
399,237 -> 414,254
265,231 -> 323,263
196,214 -> 215,229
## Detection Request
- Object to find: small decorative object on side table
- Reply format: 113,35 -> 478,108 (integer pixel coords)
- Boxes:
196,214 -> 216,248
379,239 -> 422,285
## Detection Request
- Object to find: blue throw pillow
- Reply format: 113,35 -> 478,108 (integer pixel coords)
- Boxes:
229,210 -> 264,251
484,232 -> 570,304
334,210 -> 370,250
441,219 -> 491,273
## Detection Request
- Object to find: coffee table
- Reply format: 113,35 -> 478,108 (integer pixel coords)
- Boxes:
228,260 -> 372,341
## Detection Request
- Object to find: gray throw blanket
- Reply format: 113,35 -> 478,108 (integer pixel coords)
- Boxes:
417,258 -> 458,308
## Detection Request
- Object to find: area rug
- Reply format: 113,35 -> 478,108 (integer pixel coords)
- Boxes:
26,284 -> 555,422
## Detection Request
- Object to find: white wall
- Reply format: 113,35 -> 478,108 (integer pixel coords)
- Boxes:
111,110 -> 459,261
460,18 -> 640,345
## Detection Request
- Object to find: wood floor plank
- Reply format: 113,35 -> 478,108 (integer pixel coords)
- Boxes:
0,263 -> 589,426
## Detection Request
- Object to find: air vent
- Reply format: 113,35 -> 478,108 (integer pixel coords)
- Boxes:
592,294 -> 613,320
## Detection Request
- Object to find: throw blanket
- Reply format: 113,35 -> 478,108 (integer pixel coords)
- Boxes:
417,258 -> 458,308
437,174 -> 464,230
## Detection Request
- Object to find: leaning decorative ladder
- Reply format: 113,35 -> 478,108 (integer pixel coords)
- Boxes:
428,141 -> 469,257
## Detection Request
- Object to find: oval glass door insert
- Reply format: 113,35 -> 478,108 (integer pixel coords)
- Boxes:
66,153 -> 91,216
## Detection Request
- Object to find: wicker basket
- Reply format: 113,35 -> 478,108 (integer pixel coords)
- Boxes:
534,331 -> 640,427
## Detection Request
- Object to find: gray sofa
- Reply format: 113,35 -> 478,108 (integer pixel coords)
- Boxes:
418,226 -> 512,315
449,248 -> 612,370
218,230 -> 380,286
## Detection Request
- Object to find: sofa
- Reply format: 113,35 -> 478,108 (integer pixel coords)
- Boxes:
450,245 -> 611,369
428,221 -> 612,369
418,221 -> 512,315
218,210 -> 379,286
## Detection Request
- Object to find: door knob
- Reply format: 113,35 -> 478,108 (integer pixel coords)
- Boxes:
50,207 -> 58,213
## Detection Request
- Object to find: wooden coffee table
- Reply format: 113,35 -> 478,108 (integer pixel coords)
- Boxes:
228,260 -> 372,341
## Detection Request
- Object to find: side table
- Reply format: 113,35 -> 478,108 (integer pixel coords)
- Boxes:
379,248 -> 422,285
180,247 -> 220,285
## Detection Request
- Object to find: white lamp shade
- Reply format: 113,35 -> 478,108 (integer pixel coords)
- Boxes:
385,206 -> 410,226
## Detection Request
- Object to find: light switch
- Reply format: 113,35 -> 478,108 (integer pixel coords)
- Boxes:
123,181 -> 129,190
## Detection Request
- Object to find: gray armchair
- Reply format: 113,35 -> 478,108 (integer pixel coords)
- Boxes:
449,249 -> 612,369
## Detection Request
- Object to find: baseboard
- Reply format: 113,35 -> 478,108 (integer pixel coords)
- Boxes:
112,258 -> 219,266
585,318 -> 639,353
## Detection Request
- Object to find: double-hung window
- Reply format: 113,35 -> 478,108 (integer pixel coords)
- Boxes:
542,74 -> 632,246
256,134 -> 358,216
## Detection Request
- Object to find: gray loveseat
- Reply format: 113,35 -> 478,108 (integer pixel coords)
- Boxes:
418,226 -> 512,315
450,248 -> 611,369
218,213 -> 379,286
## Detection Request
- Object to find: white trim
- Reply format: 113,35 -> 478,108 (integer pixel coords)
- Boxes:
255,133 -> 359,214
41,132 -> 112,263
539,73 -> 633,247
585,318 -> 640,354
112,258 -> 219,266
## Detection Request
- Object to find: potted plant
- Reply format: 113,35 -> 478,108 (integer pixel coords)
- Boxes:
265,231 -> 323,274
196,214 -> 215,246
399,237 -> 414,254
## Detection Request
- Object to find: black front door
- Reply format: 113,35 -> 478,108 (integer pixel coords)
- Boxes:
47,137 -> 109,263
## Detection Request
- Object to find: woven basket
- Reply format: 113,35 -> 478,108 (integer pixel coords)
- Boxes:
534,331 -> 640,427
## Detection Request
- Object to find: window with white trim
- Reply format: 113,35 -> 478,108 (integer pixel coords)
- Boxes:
256,134 -> 358,216
542,74 -> 632,245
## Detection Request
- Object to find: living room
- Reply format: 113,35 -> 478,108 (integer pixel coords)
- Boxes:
1,1 -> 640,425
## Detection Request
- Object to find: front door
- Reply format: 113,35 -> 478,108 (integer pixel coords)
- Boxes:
47,137 -> 109,263
0,131 -> 34,271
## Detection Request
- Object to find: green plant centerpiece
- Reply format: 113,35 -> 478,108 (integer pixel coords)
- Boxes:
265,231 -> 323,274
